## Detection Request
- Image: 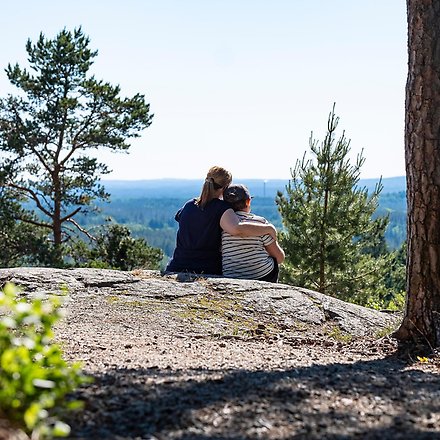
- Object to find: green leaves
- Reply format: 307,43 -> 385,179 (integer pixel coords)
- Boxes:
0,282 -> 89,438
69,223 -> 163,271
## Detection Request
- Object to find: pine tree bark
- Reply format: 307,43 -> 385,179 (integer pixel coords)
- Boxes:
395,0 -> 440,346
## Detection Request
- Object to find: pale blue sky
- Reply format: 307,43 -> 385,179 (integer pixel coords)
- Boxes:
0,1 -> 407,180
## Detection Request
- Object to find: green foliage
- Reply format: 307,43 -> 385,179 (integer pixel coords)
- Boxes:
70,223 -> 163,270
380,241 -> 407,310
0,197 -> 48,267
75,197 -> 185,259
0,27 -> 153,265
276,105 -> 394,307
0,283 -> 89,438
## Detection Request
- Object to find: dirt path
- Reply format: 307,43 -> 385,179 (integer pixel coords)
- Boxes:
56,285 -> 440,440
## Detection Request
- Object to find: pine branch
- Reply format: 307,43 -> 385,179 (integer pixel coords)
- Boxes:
7,182 -> 53,218
66,218 -> 97,241
60,206 -> 82,223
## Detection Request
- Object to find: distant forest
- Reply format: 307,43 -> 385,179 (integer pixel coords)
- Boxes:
77,177 -> 407,261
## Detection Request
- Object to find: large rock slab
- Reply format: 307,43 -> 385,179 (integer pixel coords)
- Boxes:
0,267 -> 399,337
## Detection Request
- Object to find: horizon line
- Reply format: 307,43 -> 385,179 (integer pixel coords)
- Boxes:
101,175 -> 406,182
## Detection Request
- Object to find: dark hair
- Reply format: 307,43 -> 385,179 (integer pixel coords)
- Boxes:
223,184 -> 251,212
196,166 -> 232,209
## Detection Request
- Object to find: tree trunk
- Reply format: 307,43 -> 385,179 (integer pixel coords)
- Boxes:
319,183 -> 330,294
395,0 -> 440,347
52,170 -> 63,267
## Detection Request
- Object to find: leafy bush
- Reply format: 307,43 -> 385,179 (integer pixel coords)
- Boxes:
0,283 -> 89,438
69,223 -> 163,270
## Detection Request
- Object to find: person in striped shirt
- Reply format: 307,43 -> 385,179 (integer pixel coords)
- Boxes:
222,184 -> 285,282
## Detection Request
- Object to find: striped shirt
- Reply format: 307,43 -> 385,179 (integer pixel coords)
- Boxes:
222,211 -> 275,279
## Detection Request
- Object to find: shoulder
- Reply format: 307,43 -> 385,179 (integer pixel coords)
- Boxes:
253,214 -> 268,224
238,212 -> 268,224
180,198 -> 198,211
209,198 -> 232,213
175,198 -> 198,221
213,199 -> 231,208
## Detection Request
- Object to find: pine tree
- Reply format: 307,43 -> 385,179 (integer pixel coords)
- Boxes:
0,28 -> 153,266
276,105 -> 391,306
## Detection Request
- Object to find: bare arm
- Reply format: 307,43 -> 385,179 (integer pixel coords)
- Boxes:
265,240 -> 285,264
220,208 -> 277,239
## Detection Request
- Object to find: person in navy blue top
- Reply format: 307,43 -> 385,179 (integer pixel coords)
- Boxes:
166,166 -> 277,275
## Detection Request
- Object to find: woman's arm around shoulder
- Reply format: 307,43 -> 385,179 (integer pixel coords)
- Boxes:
220,209 -> 277,239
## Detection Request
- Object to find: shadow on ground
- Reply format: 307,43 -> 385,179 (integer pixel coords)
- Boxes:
65,351 -> 440,440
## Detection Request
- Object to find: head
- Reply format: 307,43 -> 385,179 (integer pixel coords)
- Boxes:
196,166 -> 232,209
223,184 -> 252,212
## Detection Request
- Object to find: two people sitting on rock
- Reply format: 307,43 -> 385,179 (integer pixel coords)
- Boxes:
165,166 -> 285,282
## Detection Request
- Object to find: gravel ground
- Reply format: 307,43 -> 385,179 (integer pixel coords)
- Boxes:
56,287 -> 440,440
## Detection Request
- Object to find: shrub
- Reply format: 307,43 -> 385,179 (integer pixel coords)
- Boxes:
0,282 -> 89,438
69,223 -> 163,270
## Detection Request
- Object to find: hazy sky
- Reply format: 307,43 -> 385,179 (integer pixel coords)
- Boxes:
0,1 -> 407,181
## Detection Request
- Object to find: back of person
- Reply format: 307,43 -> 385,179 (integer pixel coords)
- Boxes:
222,211 -> 275,279
167,197 -> 231,274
